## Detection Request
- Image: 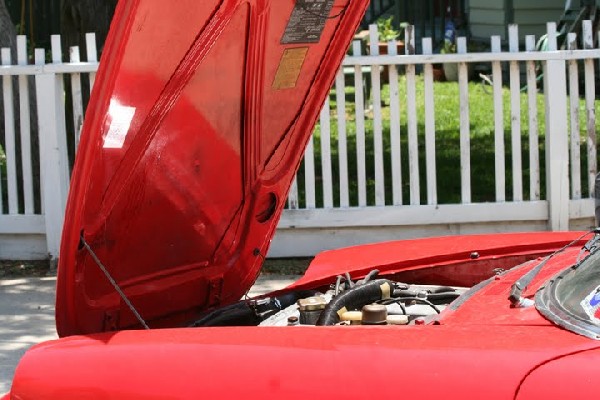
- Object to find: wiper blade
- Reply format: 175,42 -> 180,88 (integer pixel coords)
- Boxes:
508,230 -> 595,308
577,233 -> 600,262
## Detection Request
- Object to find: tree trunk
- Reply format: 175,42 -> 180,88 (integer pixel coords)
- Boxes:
0,1 -> 13,205
60,0 -> 117,53
0,0 -> 17,156
0,2 -> 16,51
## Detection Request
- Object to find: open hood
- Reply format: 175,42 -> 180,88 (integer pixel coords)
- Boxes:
56,0 -> 370,336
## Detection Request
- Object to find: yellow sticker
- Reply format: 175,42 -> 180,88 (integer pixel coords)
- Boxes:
272,47 -> 309,90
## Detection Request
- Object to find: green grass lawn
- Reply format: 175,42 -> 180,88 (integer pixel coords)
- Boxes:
295,74 -> 599,208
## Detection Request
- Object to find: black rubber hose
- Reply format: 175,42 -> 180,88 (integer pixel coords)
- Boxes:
429,286 -> 457,294
344,272 -> 355,289
391,289 -> 458,302
192,290 -> 317,327
393,289 -> 418,297
317,279 -> 395,326
382,297 -> 442,314
380,292 -> 459,308
427,292 -> 461,302
393,287 -> 457,297
356,269 -> 380,285
334,275 -> 343,295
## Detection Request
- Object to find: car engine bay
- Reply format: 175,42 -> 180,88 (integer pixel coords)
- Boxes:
192,270 -> 467,327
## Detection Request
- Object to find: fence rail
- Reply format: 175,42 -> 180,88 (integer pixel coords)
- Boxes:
1,21 -> 599,260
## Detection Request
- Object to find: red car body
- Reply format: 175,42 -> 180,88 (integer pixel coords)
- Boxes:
5,1 -> 600,398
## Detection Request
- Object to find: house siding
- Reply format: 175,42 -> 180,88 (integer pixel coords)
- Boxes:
513,0 -> 566,38
469,0 -> 565,42
469,0 -> 509,40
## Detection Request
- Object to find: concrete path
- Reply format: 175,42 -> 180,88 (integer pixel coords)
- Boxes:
0,273 -> 299,394
0,277 -> 58,395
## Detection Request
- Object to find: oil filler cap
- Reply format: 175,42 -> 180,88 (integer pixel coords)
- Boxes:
361,304 -> 388,325
297,296 -> 327,311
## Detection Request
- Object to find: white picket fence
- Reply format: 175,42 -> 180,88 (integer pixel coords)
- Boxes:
0,33 -> 97,260
1,22 -> 599,260
274,21 -> 600,256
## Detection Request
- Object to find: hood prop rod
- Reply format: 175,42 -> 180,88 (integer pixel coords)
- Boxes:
80,236 -> 150,330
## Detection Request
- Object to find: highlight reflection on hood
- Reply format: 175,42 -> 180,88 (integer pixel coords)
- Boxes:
103,99 -> 136,149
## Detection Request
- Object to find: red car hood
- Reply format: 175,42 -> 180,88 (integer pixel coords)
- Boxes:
56,0 -> 370,336
10,326 -> 600,399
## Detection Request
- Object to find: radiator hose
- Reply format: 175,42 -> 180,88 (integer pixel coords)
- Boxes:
317,279 -> 395,326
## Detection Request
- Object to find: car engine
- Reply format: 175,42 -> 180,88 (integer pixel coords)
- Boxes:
192,270 -> 467,327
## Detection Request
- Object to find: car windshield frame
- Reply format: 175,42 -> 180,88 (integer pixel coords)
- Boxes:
536,248 -> 600,340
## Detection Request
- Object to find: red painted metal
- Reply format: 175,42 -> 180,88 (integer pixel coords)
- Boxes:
286,232 -> 587,290
9,318 -> 600,399
55,0 -> 371,336
516,348 -> 600,398
11,234 -> 600,398
5,1 -> 600,398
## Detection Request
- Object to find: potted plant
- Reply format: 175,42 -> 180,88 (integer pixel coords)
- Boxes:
373,16 -> 406,55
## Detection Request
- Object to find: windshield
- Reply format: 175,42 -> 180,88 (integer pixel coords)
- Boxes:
536,248 -> 600,340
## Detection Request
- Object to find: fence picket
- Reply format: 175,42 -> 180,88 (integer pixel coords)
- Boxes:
288,176 -> 299,210
422,38 -> 436,205
2,48 -> 18,214
583,21 -> 596,197
525,35 -> 540,201
405,25 -> 420,205
369,24 -> 385,206
36,49 -> 45,216
304,134 -> 316,209
70,46 -> 85,150
544,22 -> 570,231
0,154 -> 3,212
387,40 -> 402,206
320,99 -> 333,209
86,33 -> 98,92
457,37 -> 471,204
17,36 -> 34,214
51,35 -> 71,196
335,69 -> 349,208
567,33 -> 581,200
491,36 -> 505,202
352,41 -> 367,207
509,25 -> 523,201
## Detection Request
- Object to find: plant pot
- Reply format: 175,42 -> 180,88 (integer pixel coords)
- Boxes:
433,65 -> 445,81
443,63 -> 474,82
443,62 -> 458,82
377,41 -> 405,56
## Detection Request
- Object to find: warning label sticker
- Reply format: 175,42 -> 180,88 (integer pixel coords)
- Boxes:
281,0 -> 334,44
272,47 -> 309,90
580,285 -> 600,324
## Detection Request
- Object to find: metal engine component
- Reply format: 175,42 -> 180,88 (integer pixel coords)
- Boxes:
386,315 -> 409,325
340,311 -> 363,325
256,280 -> 467,327
361,304 -> 388,325
298,296 -> 328,325
258,293 -> 333,327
